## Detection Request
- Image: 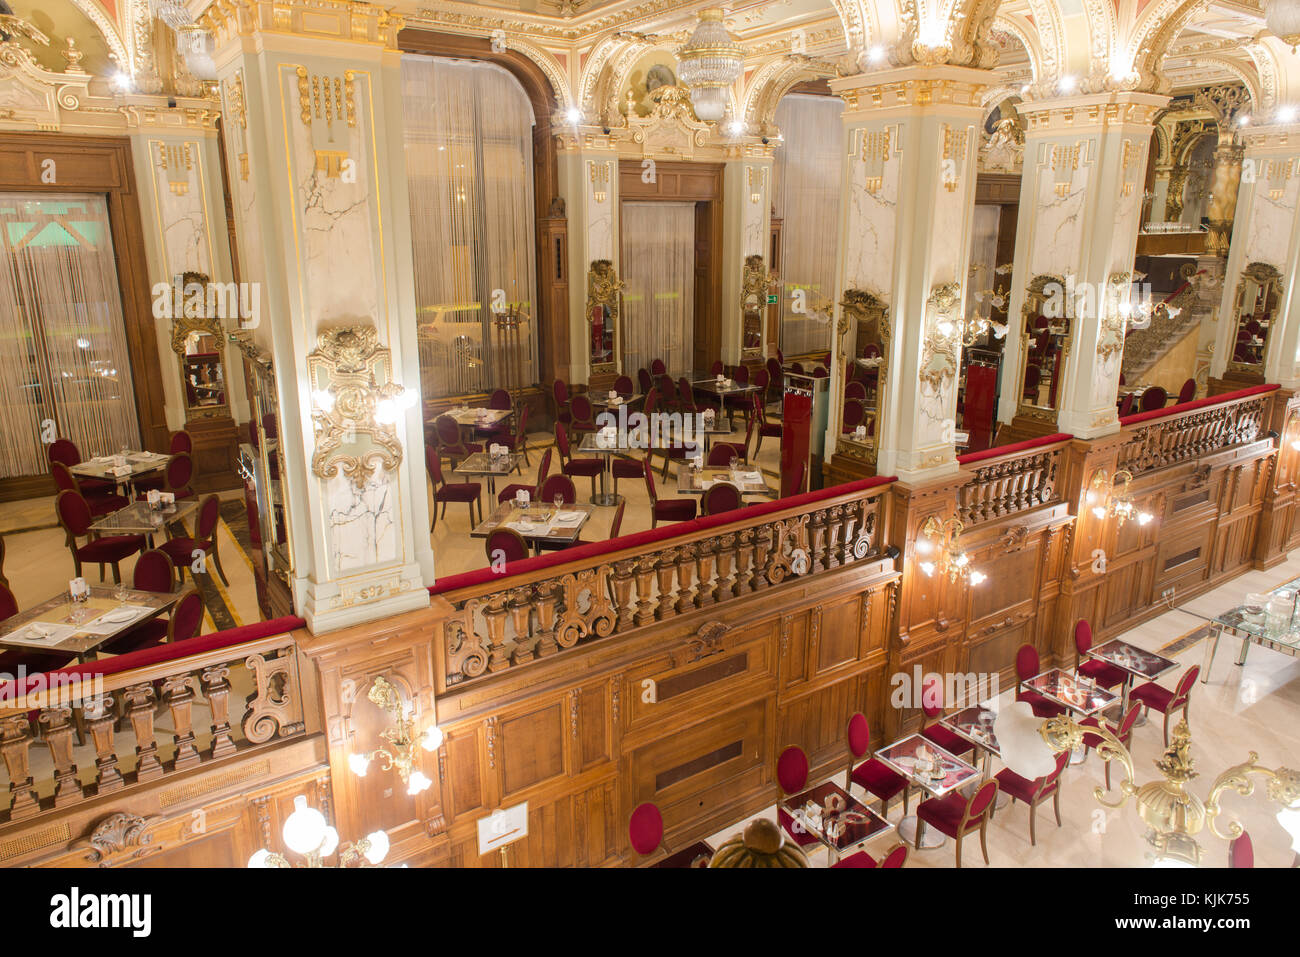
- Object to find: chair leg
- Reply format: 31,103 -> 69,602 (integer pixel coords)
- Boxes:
979,821 -> 990,864
1053,788 -> 1062,826
98,562 -> 105,582
1029,801 -> 1038,846
954,833 -> 962,868
467,501 -> 476,526
211,542 -> 229,586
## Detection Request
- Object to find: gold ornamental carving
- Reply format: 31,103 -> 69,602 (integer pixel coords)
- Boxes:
1050,143 -> 1080,198
860,128 -> 891,193
940,124 -> 968,193
295,66 -> 359,178
306,324 -> 406,488
918,282 -> 962,394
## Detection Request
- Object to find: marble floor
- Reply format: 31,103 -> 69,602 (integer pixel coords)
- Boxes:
704,556 -> 1300,868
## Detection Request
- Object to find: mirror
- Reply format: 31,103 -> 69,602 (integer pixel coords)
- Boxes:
586,259 -> 623,375
1016,274 -> 1072,422
170,272 -> 229,419
1227,262 -> 1282,374
836,288 -> 889,464
741,254 -> 772,359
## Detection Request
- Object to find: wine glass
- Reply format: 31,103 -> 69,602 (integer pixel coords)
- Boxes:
553,493 -> 564,516
729,455 -> 739,472
115,579 -> 130,603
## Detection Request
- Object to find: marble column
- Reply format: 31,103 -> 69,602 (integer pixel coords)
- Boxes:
1211,123 -> 1300,387
559,150 -> 619,381
999,93 -> 1167,439
722,156 -> 772,363
827,65 -> 990,482
205,1 -> 433,630
1206,133 -> 1245,257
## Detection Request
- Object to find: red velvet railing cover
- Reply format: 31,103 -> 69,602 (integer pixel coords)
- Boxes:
429,474 -> 897,596
0,615 -> 305,703
1119,383 -> 1279,428
957,432 -> 1073,467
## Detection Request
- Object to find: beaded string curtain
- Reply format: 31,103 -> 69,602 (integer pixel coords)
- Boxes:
620,201 -> 696,376
0,193 -> 140,479
401,56 -> 539,399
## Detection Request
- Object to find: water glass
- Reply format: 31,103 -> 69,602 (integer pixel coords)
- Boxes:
553,494 -> 564,511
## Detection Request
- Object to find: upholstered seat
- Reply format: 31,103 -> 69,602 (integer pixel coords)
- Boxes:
56,490 -> 144,584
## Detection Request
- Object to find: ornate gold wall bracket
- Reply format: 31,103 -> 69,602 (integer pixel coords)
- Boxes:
307,324 -> 408,488
918,282 -> 962,394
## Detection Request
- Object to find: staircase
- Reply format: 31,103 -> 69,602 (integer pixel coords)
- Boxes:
1121,272 -> 1205,383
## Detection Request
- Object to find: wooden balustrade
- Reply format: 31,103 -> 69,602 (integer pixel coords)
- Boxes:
1116,387 -> 1275,477
434,481 -> 892,691
956,437 -> 1069,526
0,630 -> 306,824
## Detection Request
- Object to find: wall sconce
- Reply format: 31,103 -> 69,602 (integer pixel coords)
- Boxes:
247,795 -> 389,868
347,676 -> 443,796
1284,411 -> 1300,452
1088,468 -> 1153,527
307,324 -> 418,487
916,516 -> 986,585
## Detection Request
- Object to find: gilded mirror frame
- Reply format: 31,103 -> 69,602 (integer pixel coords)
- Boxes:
741,254 -> 772,361
1226,262 -> 1283,376
836,288 -> 889,464
170,271 -> 230,420
586,259 -> 624,376
1015,273 -> 1072,425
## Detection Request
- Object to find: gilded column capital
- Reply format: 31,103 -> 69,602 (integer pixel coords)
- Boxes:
830,64 -> 993,116
1019,92 -> 1169,135
201,0 -> 404,52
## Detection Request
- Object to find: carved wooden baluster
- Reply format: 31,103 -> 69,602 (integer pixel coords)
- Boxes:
840,508 -> 859,563
124,681 -> 163,782
161,674 -> 201,771
695,541 -> 716,606
508,587 -> 536,665
484,595 -> 510,673
83,694 -> 124,793
1,715 -> 39,819
656,548 -> 678,620
611,560 -> 637,631
734,527 -> 755,593
533,583 -> 560,658
38,707 -> 83,807
675,546 -> 696,613
826,505 -> 844,569
808,510 -> 827,572
199,665 -> 237,760
751,524 -> 773,589
715,532 -> 737,600
634,556 -> 658,626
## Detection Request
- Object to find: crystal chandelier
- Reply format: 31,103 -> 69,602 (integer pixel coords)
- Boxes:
248,795 -> 390,868
1264,0 -> 1300,44
676,8 -> 744,123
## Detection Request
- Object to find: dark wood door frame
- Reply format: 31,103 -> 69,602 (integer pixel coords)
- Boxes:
398,29 -> 569,394
0,132 -> 167,501
618,160 -> 724,374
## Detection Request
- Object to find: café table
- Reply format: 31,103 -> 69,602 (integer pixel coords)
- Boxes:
1083,638 -> 1176,722
939,705 -> 1010,808
691,378 -> 762,400
577,433 -> 635,506
0,586 -> 180,664
676,465 -> 776,498
653,841 -> 714,868
781,780 -> 893,864
439,406 -> 512,445
874,733 -> 981,849
1024,668 -> 1118,763
471,502 -> 595,555
71,450 -> 169,493
1180,582 -> 1300,683
453,451 -> 525,497
90,499 -> 200,549
589,393 -> 642,413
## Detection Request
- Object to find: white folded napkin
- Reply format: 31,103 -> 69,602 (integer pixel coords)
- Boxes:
78,605 -> 152,635
3,622 -> 76,645
553,511 -> 584,524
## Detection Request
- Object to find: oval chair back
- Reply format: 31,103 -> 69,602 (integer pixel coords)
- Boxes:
637,368 -> 653,395
812,367 -> 828,378
435,415 -> 463,449
485,528 -> 529,565
167,589 -> 204,642
56,489 -> 93,539
48,438 -> 81,469
845,381 -> 867,401
552,379 -> 569,406
0,582 -> 17,622
134,549 -> 176,593
1115,702 -> 1143,741
554,421 -> 574,463
570,395 -> 595,431
614,375 -> 634,397
732,364 -> 749,384
539,474 -> 576,505
921,674 -> 944,720
1015,643 -> 1041,687
169,430 -> 193,454
706,442 -> 742,467
1170,665 -> 1200,709
847,712 -> 870,760
426,445 -> 445,488
196,493 -> 221,540
1074,619 -> 1093,656
878,844 -> 909,868
489,389 -> 512,411
165,452 -> 194,494
709,360 -> 724,376
753,368 -> 769,393
791,362 -> 804,374
643,388 -> 658,418
658,374 -> 675,402
776,745 -> 809,796
842,398 -> 866,432
677,377 -> 696,413
651,358 -> 666,376
1228,832 -> 1253,869
702,482 -> 742,516
51,460 -> 79,494
1140,386 -> 1168,412
1177,378 -> 1196,404
629,802 -> 664,856
967,779 -> 999,819
532,447 -> 553,496
1118,392 -> 1136,417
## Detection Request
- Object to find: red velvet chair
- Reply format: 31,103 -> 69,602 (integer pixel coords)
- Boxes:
55,490 -> 144,584
49,437 -> 118,497
751,393 -> 782,459
1118,392 -> 1136,417
498,447 -> 551,505
831,842 -> 909,868
611,450 -> 644,499
842,397 -> 866,434
135,432 -> 195,493
434,415 -> 482,470
574,501 -> 625,546
555,422 -> 603,500
994,750 -> 1069,845
1129,664 -> 1199,746
702,482 -> 742,516
677,377 -> 700,416
155,452 -> 197,501
538,474 -> 577,506
159,493 -> 228,586
488,405 -> 531,467
1074,619 -> 1127,689
0,583 -> 74,675
914,779 -> 999,867
426,446 -> 481,528
919,675 -> 976,763
846,713 -> 911,816
552,379 -> 571,427
1177,378 -> 1196,404
570,395 -> 598,436
170,430 -> 193,454
650,358 -> 666,377
845,381 -> 867,402
1140,386 -> 1168,411
613,374 -> 635,398
706,442 -> 744,467
1015,643 -> 1067,718
637,368 -> 653,397
1228,832 -> 1253,868
643,458 -> 695,528
765,357 -> 783,402
52,461 -> 128,518
1079,703 -> 1141,790
629,802 -> 665,858
776,745 -> 820,851
133,549 -> 176,594
484,527 -> 528,566
105,587 -> 204,654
